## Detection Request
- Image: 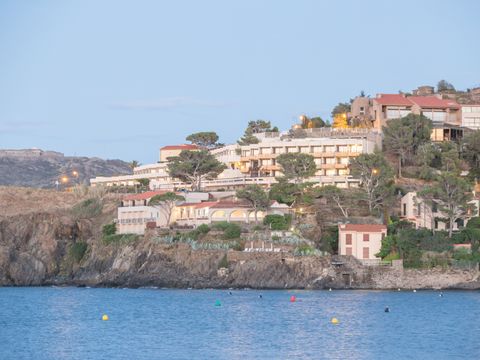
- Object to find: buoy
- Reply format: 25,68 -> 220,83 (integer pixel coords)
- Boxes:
329,288 -> 332,292
259,294 -> 263,298
413,289 -> 417,293
290,295 -> 296,303
331,317 -> 339,325
439,292 -> 443,297
397,288 -> 401,291
384,307 -> 390,313
215,300 -> 221,307
102,314 -> 109,321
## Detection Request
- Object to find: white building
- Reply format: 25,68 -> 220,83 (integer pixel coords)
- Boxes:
400,191 -> 479,231
91,128 -> 381,191
461,105 -> 480,130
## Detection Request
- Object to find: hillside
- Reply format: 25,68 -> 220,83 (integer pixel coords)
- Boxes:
0,186 -> 478,289
0,149 -> 131,188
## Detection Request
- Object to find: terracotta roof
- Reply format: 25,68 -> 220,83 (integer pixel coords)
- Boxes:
339,224 -> 387,232
409,96 -> 460,109
374,94 -> 413,106
160,144 -> 199,151
123,190 -> 169,201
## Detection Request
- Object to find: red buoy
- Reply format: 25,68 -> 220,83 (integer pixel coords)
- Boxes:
290,295 -> 296,302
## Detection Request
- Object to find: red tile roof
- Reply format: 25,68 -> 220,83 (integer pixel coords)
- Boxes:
160,144 -> 199,150
339,224 -> 387,232
123,190 -> 169,201
374,94 -> 413,106
409,96 -> 460,109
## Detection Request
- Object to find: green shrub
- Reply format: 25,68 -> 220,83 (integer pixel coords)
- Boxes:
102,223 -> 116,237
271,235 -> 280,241
72,198 -> 103,218
218,254 -> 229,268
253,225 -> 265,231
213,221 -> 241,239
223,223 -> 241,239
294,244 -> 319,256
383,252 -> 400,262
103,233 -> 139,245
263,214 -> 289,230
69,242 -> 88,262
196,224 -> 211,234
212,221 -> 231,231
232,241 -> 244,251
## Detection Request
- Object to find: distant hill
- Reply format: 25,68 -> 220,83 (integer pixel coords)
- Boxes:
0,149 -> 132,188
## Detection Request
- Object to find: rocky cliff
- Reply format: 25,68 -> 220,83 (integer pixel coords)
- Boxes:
0,187 -> 479,289
0,149 -> 131,188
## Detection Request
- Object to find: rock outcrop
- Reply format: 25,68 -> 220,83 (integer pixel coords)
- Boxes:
0,187 -> 479,289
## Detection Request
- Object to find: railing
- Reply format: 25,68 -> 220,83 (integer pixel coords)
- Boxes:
359,259 -> 392,266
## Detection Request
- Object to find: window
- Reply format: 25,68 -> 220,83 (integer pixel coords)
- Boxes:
363,234 -> 369,242
434,220 -> 439,229
403,203 -> 406,216
363,247 -> 369,259
346,234 -> 352,245
346,247 -> 352,256
381,233 -> 385,240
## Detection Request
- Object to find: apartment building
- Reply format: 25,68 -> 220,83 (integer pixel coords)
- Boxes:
338,224 -> 387,260
400,191 -> 479,231
351,93 -> 463,141
237,129 -> 381,188
461,105 -> 480,130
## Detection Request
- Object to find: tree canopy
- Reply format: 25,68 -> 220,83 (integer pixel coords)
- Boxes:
167,150 -> 226,191
350,152 -> 395,214
437,79 -> 456,92
186,131 -> 220,149
331,102 -> 351,119
236,184 -> 270,223
238,120 -> 277,145
382,113 -> 432,177
276,153 -> 316,183
462,130 -> 480,179
149,192 -> 185,224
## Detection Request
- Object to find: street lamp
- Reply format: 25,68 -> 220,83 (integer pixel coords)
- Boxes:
372,168 -> 379,176
61,176 -> 69,184
72,170 -> 79,177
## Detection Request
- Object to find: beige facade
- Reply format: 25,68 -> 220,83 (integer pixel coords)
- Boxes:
400,192 -> 479,231
173,200 -> 290,227
159,144 -> 198,162
237,129 -> 381,188
338,224 -> 386,260
117,191 -> 172,234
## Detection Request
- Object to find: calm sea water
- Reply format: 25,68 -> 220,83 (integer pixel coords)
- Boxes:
0,287 -> 479,360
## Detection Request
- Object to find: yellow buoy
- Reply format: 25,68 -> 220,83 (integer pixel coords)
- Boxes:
102,314 -> 109,321
331,317 -> 339,325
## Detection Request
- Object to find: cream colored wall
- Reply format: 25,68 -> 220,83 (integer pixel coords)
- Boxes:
339,230 -> 384,260
117,205 -> 169,234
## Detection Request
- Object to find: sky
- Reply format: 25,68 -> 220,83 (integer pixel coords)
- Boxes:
0,0 -> 479,164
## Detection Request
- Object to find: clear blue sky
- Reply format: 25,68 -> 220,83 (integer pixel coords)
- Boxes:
1,0 -> 479,163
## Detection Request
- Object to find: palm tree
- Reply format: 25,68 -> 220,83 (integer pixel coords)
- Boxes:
128,160 -> 140,171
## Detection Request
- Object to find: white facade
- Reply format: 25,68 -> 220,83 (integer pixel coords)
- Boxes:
401,191 -> 479,231
462,105 -> 480,130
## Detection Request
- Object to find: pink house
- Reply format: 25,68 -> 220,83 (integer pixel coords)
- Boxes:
338,224 -> 387,260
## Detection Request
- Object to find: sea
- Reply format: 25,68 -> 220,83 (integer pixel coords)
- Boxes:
0,287 -> 479,360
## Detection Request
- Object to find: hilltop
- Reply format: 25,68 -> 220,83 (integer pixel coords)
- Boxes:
0,149 -> 131,188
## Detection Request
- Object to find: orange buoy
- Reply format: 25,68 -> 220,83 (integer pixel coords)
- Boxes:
290,295 -> 296,303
